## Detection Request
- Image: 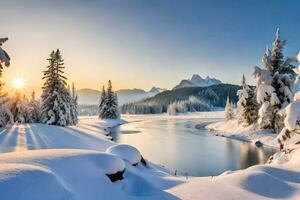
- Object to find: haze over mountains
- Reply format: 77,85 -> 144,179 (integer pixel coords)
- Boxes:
76,74 -> 222,105
76,87 -> 165,105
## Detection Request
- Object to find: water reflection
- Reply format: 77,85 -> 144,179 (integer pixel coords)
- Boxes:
111,119 -> 277,177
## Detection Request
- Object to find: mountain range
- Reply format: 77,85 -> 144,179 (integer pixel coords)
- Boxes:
76,74 -> 222,105
76,87 -> 165,105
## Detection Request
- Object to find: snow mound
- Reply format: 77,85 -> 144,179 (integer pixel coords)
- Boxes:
106,144 -> 142,165
0,149 -> 125,175
0,163 -> 74,200
0,149 -> 180,200
216,165 -> 300,199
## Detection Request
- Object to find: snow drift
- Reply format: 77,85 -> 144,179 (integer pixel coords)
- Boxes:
106,144 -> 142,166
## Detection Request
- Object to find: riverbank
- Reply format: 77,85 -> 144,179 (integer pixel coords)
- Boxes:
205,119 -> 278,148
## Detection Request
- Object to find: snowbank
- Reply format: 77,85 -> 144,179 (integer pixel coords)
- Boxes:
168,148 -> 300,200
206,119 -> 278,147
106,144 -> 142,166
0,149 -> 182,200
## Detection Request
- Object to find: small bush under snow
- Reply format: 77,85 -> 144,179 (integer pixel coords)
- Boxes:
106,144 -> 142,166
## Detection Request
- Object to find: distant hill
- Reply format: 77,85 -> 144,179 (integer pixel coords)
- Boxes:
76,89 -> 99,105
76,87 -> 165,105
173,74 -> 222,89
121,84 -> 241,114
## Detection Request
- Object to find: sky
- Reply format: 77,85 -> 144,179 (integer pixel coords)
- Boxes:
0,0 -> 300,95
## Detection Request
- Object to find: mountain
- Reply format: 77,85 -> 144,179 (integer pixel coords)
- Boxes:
76,89 -> 99,105
149,87 -> 165,93
76,87 -> 165,105
173,74 -> 222,89
121,84 -> 241,114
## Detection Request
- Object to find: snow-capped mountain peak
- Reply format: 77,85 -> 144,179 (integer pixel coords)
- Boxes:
149,86 -> 165,93
173,74 -> 222,89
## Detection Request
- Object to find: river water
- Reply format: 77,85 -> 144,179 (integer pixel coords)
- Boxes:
111,118 -> 277,177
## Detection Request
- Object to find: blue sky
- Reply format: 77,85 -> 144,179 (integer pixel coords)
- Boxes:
1,0 -> 300,92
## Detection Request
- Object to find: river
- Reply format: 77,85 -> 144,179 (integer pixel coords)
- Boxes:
111,118 -> 277,177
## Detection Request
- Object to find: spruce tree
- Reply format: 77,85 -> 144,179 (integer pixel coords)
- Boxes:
41,49 -> 74,126
100,80 -> 119,119
237,74 -> 258,126
224,97 -> 234,121
254,29 -> 295,132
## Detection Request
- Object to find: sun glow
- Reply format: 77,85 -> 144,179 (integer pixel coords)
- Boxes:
12,77 -> 25,89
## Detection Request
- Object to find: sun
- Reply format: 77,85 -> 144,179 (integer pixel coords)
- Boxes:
12,77 -> 25,89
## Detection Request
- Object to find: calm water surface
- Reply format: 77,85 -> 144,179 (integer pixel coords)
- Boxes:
111,118 -> 277,177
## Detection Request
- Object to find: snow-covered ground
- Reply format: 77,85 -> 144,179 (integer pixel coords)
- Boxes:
0,113 -> 299,200
206,118 -> 278,148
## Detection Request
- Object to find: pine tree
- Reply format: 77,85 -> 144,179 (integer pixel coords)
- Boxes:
237,74 -> 258,126
99,85 -> 106,119
254,29 -> 295,132
100,80 -> 119,119
224,97 -> 234,121
41,49 -> 74,126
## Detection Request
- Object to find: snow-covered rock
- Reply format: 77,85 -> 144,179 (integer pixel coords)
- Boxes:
106,144 -> 142,165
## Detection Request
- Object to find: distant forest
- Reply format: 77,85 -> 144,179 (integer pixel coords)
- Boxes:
121,84 -> 241,114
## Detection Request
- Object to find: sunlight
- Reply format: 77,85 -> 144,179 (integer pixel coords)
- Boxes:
12,77 -> 25,89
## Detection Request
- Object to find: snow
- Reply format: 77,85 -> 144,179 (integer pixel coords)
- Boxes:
106,144 -> 142,165
206,118 -> 278,147
283,100 -> 300,130
168,148 -> 300,200
0,118 -> 183,200
0,113 -> 300,199
0,149 -> 178,200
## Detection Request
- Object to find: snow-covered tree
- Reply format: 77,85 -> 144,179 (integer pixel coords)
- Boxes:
0,38 -> 10,77
41,49 -> 75,126
224,97 -> 234,121
99,85 -> 106,119
70,83 -> 78,125
10,92 -> 27,123
26,91 -> 41,123
0,38 -> 12,128
167,102 -> 177,116
237,74 -> 258,126
99,80 -> 119,119
254,29 -> 295,132
277,63 -> 300,150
